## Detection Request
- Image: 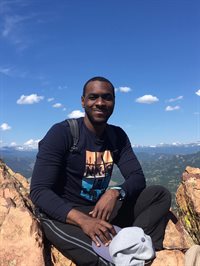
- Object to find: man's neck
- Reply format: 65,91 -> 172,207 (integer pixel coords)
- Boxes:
83,117 -> 106,136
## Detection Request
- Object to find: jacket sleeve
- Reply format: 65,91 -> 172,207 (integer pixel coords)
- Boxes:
30,122 -> 73,223
114,127 -> 146,200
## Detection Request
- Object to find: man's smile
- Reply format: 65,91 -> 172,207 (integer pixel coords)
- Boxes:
93,109 -> 107,115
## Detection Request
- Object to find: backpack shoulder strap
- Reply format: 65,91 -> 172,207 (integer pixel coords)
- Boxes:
106,125 -> 119,157
66,119 -> 80,153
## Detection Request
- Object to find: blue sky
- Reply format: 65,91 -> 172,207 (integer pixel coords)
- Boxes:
0,0 -> 199,149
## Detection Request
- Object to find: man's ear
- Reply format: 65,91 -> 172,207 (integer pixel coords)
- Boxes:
81,96 -> 85,108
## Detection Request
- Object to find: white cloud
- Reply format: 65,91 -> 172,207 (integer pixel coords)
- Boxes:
1,11 -> 36,50
195,89 -> 200,96
0,0 -> 42,51
1,15 -> 28,50
2,15 -> 25,37
17,94 -> 44,104
47,97 -> 54,102
165,105 -> 180,111
0,123 -> 11,131
115,87 -> 131,93
58,85 -> 67,90
10,142 -> 17,147
24,139 -> 40,149
168,96 -> 183,102
135,95 -> 159,104
119,87 -> 131,93
68,110 -> 85,119
0,65 -> 27,78
0,67 -> 12,76
52,103 -> 63,108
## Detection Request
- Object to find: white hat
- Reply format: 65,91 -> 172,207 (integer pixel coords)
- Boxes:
109,226 -> 155,266
92,226 -> 155,266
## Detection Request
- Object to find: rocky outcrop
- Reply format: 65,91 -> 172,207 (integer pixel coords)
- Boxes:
0,160 -> 200,266
0,161 -> 45,266
163,215 -> 194,250
176,166 -> 200,244
154,166 -> 200,266
0,159 -> 75,266
152,250 -> 185,266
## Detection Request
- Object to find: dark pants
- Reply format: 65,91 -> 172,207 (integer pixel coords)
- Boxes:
38,185 -> 171,266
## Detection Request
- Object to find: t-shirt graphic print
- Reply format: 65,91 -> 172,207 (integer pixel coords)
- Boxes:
80,150 -> 113,202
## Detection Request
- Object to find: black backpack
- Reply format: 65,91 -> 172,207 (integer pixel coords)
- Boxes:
67,119 -> 80,153
66,118 -> 118,156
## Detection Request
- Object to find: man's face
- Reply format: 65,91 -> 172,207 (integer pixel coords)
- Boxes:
81,80 -> 115,125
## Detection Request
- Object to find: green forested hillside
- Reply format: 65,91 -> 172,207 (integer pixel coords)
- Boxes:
111,151 -> 200,207
1,151 -> 36,180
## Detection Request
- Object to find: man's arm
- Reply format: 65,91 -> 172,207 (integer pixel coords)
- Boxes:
30,123 -> 74,222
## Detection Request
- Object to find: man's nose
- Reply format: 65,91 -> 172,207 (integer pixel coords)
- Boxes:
95,96 -> 105,105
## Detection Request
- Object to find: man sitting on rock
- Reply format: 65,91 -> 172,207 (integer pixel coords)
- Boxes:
30,76 -> 171,266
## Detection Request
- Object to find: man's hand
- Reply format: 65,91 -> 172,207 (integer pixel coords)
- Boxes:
80,215 -> 116,246
89,189 -> 119,221
67,209 -> 116,246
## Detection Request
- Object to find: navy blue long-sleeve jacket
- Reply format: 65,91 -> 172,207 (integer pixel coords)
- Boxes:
30,118 -> 146,223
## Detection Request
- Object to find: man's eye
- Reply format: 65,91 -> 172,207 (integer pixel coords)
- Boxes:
87,94 -> 114,101
102,94 -> 113,101
88,95 -> 98,100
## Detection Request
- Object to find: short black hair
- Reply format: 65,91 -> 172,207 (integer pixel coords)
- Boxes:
82,76 -> 115,97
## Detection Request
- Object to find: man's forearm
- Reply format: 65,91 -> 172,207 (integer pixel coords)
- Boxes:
66,208 -> 89,226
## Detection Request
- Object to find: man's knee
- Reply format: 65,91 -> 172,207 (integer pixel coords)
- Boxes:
151,185 -> 171,205
146,185 -> 171,200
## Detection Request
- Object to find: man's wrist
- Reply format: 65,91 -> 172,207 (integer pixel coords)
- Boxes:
106,188 -> 120,199
109,186 -> 126,201
67,208 -> 89,226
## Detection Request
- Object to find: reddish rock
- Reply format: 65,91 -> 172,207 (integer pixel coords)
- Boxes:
0,160 -> 45,266
0,206 -> 45,266
151,250 -> 184,266
176,166 -> 200,244
185,166 -> 200,175
163,217 -> 194,250
0,159 -> 75,266
51,246 -> 76,266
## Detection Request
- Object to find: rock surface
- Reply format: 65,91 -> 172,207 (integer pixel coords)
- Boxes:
151,250 -> 184,266
176,166 -> 200,244
1,160 -> 200,266
0,160 -> 75,266
51,246 -> 75,266
163,217 -> 194,250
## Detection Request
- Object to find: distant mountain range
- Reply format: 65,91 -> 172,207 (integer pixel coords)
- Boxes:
0,142 -> 199,179
1,141 -> 199,154
133,141 -> 200,154
0,150 -> 37,181
1,143 -> 199,208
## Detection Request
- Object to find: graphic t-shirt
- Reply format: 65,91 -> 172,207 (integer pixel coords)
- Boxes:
81,150 -> 113,201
